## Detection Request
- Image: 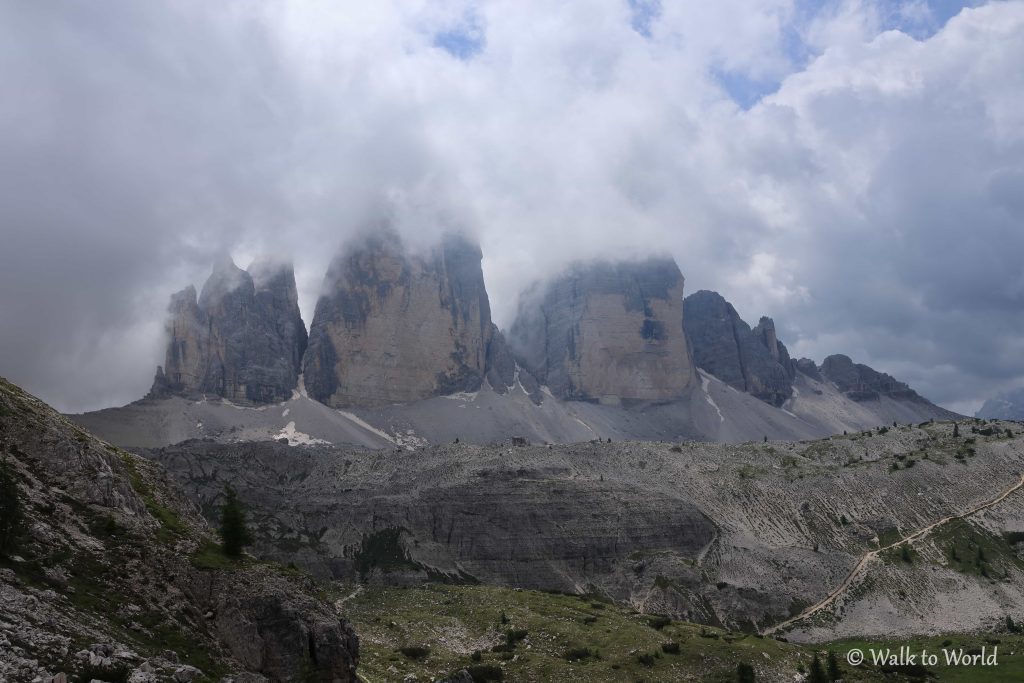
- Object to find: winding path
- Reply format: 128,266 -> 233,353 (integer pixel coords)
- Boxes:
762,472 -> 1024,636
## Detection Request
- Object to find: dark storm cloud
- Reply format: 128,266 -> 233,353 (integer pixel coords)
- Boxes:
0,0 -> 1020,414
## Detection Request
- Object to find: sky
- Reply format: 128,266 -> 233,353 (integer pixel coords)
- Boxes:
0,0 -> 1021,415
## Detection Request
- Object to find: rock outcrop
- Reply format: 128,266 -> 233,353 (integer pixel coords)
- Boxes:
820,354 -> 927,403
0,376 -> 358,683
151,258 -> 307,404
682,290 -> 794,406
795,357 -> 822,382
508,258 -> 697,403
303,231 -> 518,408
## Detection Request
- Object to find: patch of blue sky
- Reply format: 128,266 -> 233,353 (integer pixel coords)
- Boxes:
433,11 -> 486,60
628,0 -> 662,38
713,0 -> 981,109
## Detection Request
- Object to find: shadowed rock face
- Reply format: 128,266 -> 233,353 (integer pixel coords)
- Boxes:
151,258 -> 307,404
303,231 -> 517,408
508,258 -> 697,403
820,354 -> 925,403
683,290 -> 794,406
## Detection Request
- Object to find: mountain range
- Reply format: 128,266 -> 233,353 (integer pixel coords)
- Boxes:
73,231 -> 956,449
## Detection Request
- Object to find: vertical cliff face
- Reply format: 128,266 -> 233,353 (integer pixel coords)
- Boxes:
508,258 -> 697,403
303,231 -> 512,408
682,290 -> 794,406
151,258 -> 307,404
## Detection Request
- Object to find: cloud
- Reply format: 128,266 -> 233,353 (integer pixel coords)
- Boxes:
0,0 -> 1018,414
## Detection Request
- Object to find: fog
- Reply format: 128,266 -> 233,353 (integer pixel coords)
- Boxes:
0,0 -> 1021,414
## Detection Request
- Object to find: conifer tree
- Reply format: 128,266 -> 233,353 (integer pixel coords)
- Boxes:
220,484 -> 252,558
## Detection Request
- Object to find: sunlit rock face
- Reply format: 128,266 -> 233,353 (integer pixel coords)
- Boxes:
303,230 -> 515,408
150,258 -> 307,404
509,257 -> 697,403
683,290 -> 795,407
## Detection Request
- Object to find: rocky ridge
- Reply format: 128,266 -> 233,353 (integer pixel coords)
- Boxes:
820,353 -> 927,403
0,377 -> 358,683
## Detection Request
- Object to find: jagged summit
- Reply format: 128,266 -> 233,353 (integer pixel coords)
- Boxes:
150,258 -> 307,404
683,290 -> 794,406
302,230 -> 521,408
508,256 -> 697,403
682,289 -> 954,421
108,244 -> 959,448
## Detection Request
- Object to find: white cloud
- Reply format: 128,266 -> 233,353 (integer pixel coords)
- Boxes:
0,0 -> 1020,413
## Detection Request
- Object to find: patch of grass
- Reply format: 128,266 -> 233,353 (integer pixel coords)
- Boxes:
931,518 -> 1023,579
191,538 -> 243,570
117,453 -> 187,544
340,583 -> 818,682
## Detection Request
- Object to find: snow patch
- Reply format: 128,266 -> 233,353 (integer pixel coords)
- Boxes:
276,421 -> 329,446
699,372 -> 725,423
282,408 -> 290,418
335,410 -> 396,444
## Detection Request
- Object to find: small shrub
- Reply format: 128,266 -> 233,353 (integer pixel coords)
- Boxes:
398,645 -> 430,661
661,642 -> 680,655
465,664 -> 503,682
220,484 -> 252,558
506,628 -> 528,645
636,652 -> 656,667
737,661 -> 756,683
563,647 -> 594,662
74,663 -> 131,683
471,650 -> 482,662
646,615 -> 671,630
0,458 -> 23,556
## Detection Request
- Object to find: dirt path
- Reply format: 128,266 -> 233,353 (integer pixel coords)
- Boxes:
763,472 -> 1024,636
335,584 -> 364,610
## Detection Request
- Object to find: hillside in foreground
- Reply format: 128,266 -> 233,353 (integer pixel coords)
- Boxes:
0,377 -> 358,683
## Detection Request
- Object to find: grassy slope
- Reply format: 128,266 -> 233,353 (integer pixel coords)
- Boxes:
340,583 -> 930,682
